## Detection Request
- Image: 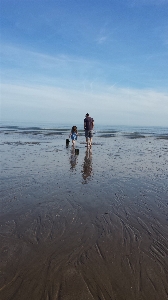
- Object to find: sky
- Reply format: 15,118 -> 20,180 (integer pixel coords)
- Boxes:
1,0 -> 168,126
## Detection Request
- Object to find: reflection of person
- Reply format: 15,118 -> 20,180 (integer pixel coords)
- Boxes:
69,146 -> 78,170
69,125 -> 78,146
84,113 -> 94,147
82,148 -> 92,183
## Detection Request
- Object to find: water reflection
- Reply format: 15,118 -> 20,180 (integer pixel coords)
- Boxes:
82,148 -> 93,183
69,146 -> 78,170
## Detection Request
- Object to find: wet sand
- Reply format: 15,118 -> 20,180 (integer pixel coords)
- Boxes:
0,131 -> 168,300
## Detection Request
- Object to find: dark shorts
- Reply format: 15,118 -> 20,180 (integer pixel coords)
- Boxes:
85,130 -> 93,138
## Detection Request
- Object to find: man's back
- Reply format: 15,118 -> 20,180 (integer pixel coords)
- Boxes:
84,116 -> 94,130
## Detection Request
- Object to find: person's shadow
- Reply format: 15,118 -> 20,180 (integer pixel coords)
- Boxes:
81,148 -> 93,183
69,146 -> 78,170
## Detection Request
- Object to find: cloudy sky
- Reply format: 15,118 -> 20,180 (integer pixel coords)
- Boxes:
1,0 -> 168,126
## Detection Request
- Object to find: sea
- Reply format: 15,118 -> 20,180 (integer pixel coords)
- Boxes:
0,120 -> 167,138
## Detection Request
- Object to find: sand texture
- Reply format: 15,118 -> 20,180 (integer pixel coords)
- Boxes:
0,130 -> 168,300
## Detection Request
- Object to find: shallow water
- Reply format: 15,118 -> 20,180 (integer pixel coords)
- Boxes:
0,130 -> 168,300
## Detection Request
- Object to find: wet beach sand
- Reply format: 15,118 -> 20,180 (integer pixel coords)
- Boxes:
0,129 -> 168,300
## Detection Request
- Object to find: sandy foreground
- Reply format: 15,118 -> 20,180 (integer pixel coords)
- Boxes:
0,131 -> 168,300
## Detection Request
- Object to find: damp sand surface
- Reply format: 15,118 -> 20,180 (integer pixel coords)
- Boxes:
0,131 -> 168,300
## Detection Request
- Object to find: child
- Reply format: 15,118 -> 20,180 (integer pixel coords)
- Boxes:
69,126 -> 78,146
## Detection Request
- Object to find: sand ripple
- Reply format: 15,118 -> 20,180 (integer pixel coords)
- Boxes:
0,133 -> 168,299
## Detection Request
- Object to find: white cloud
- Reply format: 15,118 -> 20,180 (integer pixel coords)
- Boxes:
1,43 -> 168,126
1,43 -> 168,94
97,36 -> 108,44
1,43 -> 96,70
0,43 -> 101,88
1,83 -> 168,126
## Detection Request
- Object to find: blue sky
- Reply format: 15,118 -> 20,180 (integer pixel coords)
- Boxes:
1,0 -> 168,126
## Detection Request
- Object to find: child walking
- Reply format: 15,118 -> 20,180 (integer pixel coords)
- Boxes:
69,126 -> 78,146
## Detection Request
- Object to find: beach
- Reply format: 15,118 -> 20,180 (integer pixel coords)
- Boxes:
0,126 -> 168,300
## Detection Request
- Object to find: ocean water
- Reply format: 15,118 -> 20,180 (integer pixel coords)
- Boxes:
0,120 -> 167,137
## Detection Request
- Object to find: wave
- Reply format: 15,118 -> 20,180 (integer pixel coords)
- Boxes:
0,122 -> 167,137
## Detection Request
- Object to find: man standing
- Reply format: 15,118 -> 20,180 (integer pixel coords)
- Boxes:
84,113 -> 94,147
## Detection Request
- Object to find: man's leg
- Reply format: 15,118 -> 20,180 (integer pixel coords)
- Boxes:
89,131 -> 93,146
85,130 -> 89,146
86,138 -> 89,147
